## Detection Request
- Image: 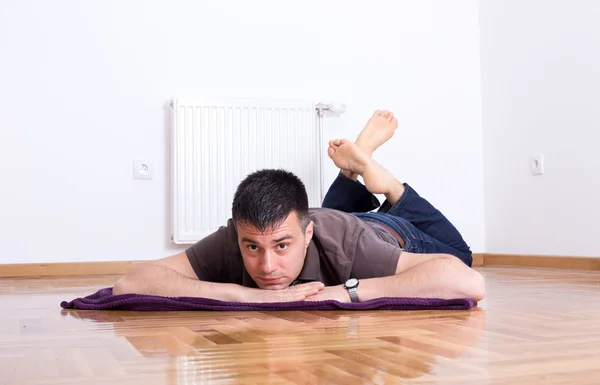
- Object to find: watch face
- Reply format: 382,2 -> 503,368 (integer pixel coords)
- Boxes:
346,278 -> 359,288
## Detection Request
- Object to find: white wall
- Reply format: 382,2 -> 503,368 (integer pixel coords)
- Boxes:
480,0 -> 600,256
0,0 -> 484,264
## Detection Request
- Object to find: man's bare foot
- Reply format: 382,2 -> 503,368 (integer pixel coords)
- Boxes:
355,110 -> 399,157
328,139 -> 368,175
339,110 -> 399,181
328,139 -> 399,195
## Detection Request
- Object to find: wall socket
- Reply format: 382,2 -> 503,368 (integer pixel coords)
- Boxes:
133,159 -> 153,179
530,154 -> 544,176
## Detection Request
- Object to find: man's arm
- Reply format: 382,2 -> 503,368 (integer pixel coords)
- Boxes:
113,252 -> 324,303
306,252 -> 485,302
359,254 -> 485,301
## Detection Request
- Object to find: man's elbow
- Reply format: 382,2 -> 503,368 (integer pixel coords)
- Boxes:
466,269 -> 486,302
112,266 -> 145,295
112,275 -> 134,295
444,256 -> 486,301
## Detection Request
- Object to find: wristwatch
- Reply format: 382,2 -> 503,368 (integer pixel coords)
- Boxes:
344,278 -> 360,303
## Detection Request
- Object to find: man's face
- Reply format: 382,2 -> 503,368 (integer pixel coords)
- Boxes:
237,211 -> 314,290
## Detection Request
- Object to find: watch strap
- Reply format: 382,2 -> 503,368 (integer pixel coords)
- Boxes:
347,287 -> 360,303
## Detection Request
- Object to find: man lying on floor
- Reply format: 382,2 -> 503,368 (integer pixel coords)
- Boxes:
113,110 -> 485,303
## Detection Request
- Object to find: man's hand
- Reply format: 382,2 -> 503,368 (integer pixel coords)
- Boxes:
242,281 -> 325,303
305,285 -> 350,303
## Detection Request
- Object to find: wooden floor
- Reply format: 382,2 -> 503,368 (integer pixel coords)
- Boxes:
1,267 -> 599,385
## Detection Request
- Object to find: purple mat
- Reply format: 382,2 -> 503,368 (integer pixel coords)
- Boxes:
61,288 -> 476,311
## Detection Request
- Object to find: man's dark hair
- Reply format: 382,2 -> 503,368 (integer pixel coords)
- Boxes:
232,169 -> 310,232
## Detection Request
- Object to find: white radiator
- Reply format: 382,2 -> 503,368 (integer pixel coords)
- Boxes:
171,98 -> 323,244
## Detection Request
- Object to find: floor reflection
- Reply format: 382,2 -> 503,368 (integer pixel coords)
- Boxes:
63,308 -> 486,384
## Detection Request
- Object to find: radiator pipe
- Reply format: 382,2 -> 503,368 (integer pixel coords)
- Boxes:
315,103 -> 332,205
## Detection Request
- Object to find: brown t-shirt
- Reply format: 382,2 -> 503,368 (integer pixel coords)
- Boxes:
185,208 -> 402,287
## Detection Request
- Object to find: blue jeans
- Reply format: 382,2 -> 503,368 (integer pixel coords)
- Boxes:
322,172 -> 473,266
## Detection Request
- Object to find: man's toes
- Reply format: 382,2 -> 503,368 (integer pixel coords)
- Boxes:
381,110 -> 391,118
387,112 -> 394,122
332,139 -> 344,146
391,117 -> 398,128
327,146 -> 335,159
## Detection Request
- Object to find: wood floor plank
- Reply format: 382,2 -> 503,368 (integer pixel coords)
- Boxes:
1,266 -> 599,384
